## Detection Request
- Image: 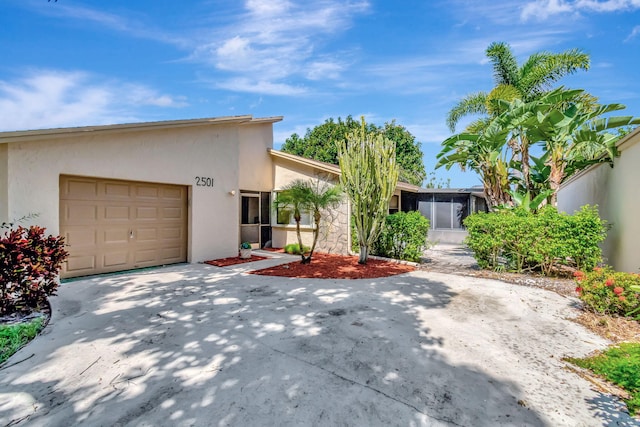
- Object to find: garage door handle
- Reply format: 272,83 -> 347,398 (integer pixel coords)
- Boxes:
129,229 -> 134,239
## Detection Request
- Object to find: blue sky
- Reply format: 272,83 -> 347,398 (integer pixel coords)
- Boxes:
1,0 -> 639,187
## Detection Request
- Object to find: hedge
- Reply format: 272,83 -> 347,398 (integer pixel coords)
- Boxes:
464,205 -> 606,274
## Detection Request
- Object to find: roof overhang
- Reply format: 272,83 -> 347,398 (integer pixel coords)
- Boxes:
269,149 -> 421,192
0,115 -> 283,144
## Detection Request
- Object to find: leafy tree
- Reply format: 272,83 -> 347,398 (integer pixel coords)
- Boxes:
338,117 -> 399,264
273,179 -> 342,264
283,115 -> 426,186
446,42 -> 591,192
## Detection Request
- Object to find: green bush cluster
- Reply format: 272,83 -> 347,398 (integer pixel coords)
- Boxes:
574,267 -> 640,318
373,211 -> 430,262
284,243 -> 310,255
464,205 -> 606,274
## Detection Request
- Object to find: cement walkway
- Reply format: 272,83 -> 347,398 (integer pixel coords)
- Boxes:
1,257 -> 637,426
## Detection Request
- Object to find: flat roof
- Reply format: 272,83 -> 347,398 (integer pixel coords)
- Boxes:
0,115 -> 283,144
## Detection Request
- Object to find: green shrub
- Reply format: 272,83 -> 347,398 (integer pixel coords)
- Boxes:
566,343 -> 640,416
284,243 -> 310,255
464,205 -> 606,275
0,226 -> 68,315
0,317 -> 44,365
373,211 -> 429,262
575,267 -> 640,318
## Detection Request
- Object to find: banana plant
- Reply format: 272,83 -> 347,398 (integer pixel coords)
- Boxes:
507,189 -> 553,212
436,116 -> 512,209
501,88 -> 640,205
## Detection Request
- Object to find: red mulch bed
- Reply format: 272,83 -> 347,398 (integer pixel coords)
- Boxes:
205,255 -> 267,267
250,252 -> 415,279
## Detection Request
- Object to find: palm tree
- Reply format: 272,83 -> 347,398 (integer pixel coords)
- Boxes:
273,179 -> 342,264
436,117 -> 512,209
447,42 -> 590,132
446,42 -> 590,192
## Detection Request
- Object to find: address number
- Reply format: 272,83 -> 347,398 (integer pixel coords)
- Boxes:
195,176 -> 215,187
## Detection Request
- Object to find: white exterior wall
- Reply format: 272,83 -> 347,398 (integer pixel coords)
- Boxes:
0,144 -> 8,224
4,123 -> 274,263
558,130 -> 640,272
238,123 -> 273,192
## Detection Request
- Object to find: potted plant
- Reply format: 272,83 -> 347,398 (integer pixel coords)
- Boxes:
239,242 -> 252,259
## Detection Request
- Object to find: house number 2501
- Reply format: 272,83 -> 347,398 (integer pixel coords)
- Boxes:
195,176 -> 214,187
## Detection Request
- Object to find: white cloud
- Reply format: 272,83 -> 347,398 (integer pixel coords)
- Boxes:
626,25 -> 640,41
190,0 -> 370,95
0,70 -> 187,131
306,61 -> 344,80
245,0 -> 293,16
521,0 -> 640,20
28,1 -> 188,47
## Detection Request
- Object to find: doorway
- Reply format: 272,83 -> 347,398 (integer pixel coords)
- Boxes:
240,192 -> 271,248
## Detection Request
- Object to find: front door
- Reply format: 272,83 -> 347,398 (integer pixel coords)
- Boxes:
239,192 -> 271,248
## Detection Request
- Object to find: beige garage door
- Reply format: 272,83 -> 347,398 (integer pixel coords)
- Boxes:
60,175 -> 188,278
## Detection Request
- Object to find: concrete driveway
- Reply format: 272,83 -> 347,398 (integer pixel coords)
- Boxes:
1,258 -> 636,426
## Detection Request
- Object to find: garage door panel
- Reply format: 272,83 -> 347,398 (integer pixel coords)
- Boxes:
60,175 -> 187,278
136,186 -> 159,199
136,206 -> 158,220
104,228 -> 130,245
65,229 -> 97,247
136,227 -> 158,241
161,227 -> 182,239
162,207 -> 183,219
103,252 -> 129,268
134,248 -> 158,264
104,182 -> 131,199
65,204 -> 99,223
162,187 -> 184,200
104,205 -> 130,220
161,247 -> 183,263
66,255 -> 96,274
63,179 -> 98,200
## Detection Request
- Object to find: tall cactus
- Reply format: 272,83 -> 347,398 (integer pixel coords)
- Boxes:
338,117 -> 399,264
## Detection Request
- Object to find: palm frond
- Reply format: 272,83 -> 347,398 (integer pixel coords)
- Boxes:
446,92 -> 488,132
519,48 -> 590,96
486,42 -> 519,87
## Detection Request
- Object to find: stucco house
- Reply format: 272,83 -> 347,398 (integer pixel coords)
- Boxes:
558,126 -> 640,272
0,115 -> 421,278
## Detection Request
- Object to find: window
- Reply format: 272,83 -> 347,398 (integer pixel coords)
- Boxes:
273,191 -> 313,227
431,194 -> 470,230
418,195 -> 433,224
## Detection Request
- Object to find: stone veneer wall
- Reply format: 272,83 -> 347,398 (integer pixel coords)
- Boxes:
315,198 -> 350,255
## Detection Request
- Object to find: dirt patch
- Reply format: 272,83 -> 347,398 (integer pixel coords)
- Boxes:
250,252 -> 415,279
204,255 -> 267,267
573,311 -> 640,343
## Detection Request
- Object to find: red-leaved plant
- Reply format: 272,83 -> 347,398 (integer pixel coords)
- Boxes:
0,226 -> 68,315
